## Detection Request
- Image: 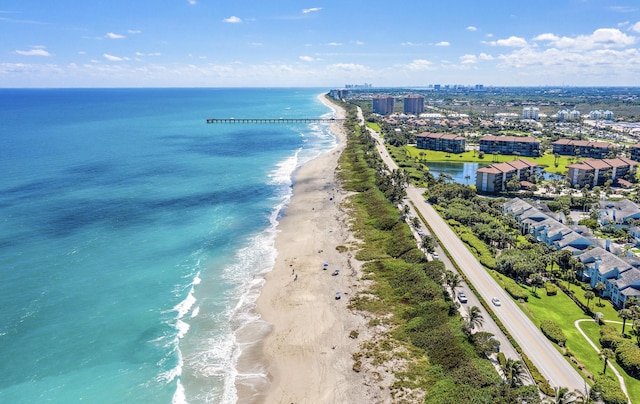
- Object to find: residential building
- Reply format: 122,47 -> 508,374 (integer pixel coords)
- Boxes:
404,94 -> 425,114
475,159 -> 538,193
479,135 -> 541,157
589,110 -> 615,120
567,157 -> 637,187
502,197 -> 640,308
631,144 -> 640,162
598,199 -> 640,226
551,139 -> 617,158
372,95 -> 395,115
415,132 -> 466,153
522,106 -> 539,120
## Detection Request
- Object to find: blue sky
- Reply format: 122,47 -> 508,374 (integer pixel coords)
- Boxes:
2,0 -> 640,87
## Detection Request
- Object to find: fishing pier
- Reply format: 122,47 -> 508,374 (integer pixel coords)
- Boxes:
206,118 -> 345,124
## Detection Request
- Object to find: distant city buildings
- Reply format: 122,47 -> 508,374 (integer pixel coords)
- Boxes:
522,106 -> 540,120
631,144 -> 640,162
328,89 -> 349,100
372,95 -> 395,115
403,94 -> 425,114
567,157 -> 637,187
479,135 -> 541,157
551,139 -> 617,159
557,109 -> 581,121
415,132 -> 466,153
475,159 -> 539,193
589,110 -> 615,120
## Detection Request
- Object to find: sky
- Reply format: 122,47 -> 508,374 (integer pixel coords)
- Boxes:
2,0 -> 640,88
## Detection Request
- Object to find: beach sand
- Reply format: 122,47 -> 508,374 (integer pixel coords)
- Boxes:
235,95 -> 382,403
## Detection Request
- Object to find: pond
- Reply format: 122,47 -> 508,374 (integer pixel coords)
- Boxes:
425,162 -> 488,185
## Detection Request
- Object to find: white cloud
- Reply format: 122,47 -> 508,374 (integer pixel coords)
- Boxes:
466,26 -> 477,31
435,41 -> 450,47
488,36 -> 527,47
128,29 -> 141,34
327,63 -> 367,72
187,0 -> 197,5
15,48 -> 52,56
401,41 -> 421,46
406,59 -> 433,71
327,42 -> 342,46
460,54 -> 477,64
479,53 -> 494,60
630,22 -> 640,33
223,16 -> 242,23
533,28 -> 635,50
106,32 -> 125,39
103,53 -> 129,61
354,40 -> 365,45
299,55 -> 314,62
302,7 -> 322,14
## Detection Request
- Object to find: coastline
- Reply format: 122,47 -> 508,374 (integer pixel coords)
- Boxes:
235,95 -> 374,403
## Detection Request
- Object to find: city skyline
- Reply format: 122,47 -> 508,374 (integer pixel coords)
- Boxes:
2,0 -> 640,87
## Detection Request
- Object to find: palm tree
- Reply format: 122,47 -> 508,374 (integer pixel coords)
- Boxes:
500,358 -> 529,388
600,348 -> 615,375
594,282 -> 606,306
444,270 -> 462,298
545,387 -> 581,404
618,308 -> 633,335
463,306 -> 484,335
584,290 -> 595,310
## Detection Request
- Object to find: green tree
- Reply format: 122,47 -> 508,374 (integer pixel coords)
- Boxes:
618,308 -> 633,335
600,348 -> 615,375
594,282 -> 606,306
584,290 -> 595,309
462,306 -> 485,335
444,270 -> 463,298
500,358 -> 529,388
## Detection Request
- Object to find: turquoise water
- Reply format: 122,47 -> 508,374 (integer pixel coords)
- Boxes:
0,88 -> 336,403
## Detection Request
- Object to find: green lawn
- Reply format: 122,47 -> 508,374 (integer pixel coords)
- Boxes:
366,122 -> 381,132
403,146 -> 575,174
506,282 -> 639,404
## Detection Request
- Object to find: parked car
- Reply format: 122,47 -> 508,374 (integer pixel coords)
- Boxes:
458,292 -> 468,303
432,252 -> 439,260
491,297 -> 501,306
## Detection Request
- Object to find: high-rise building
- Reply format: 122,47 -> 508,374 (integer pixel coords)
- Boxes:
372,95 -> 395,115
403,94 -> 424,114
522,106 -> 539,120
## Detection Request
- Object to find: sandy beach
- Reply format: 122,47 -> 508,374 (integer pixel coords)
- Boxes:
235,95 -> 379,403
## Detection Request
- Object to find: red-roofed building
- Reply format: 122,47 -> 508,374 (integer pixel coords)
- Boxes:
552,139 -> 617,158
479,135 -> 541,157
567,158 -> 638,187
476,159 -> 539,193
416,132 -> 466,153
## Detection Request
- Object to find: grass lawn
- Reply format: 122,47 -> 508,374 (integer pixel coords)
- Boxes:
497,281 -> 640,403
366,122 -> 381,132
578,320 -> 640,403
402,145 -> 575,173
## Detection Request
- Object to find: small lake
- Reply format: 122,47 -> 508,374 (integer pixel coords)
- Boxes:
426,161 -> 564,185
426,162 -> 488,184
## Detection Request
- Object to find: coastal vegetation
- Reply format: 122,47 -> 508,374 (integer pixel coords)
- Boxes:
335,101 -> 540,402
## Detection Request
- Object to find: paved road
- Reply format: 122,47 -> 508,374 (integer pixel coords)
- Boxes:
357,108 -> 586,392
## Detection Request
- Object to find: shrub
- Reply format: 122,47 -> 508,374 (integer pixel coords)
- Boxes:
545,282 -> 558,296
503,278 -> 529,302
591,375 -> 627,404
600,324 -> 625,350
615,341 -> 640,379
540,319 -> 567,347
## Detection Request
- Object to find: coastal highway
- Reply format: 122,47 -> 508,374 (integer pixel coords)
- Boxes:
357,108 -> 587,393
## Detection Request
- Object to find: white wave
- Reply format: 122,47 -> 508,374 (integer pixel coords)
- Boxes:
172,380 -> 187,404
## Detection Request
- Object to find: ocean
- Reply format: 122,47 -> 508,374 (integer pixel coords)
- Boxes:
0,88 -> 337,403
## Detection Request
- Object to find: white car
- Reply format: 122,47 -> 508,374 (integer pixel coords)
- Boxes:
458,292 -> 468,303
432,252 -> 439,260
491,297 -> 501,306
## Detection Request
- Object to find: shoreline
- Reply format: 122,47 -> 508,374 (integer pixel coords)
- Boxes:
234,95 -> 376,403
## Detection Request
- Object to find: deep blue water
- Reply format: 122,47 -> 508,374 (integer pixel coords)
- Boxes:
0,88 -> 336,403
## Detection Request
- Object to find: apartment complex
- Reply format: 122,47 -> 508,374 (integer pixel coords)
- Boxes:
372,95 -> 395,115
589,110 -> 615,120
479,135 -> 541,157
415,132 -> 466,153
522,106 -> 539,120
475,159 -> 538,193
566,157 -> 637,187
502,198 -> 640,308
403,94 -> 425,114
631,144 -> 640,162
557,109 -> 581,121
551,139 -> 617,158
